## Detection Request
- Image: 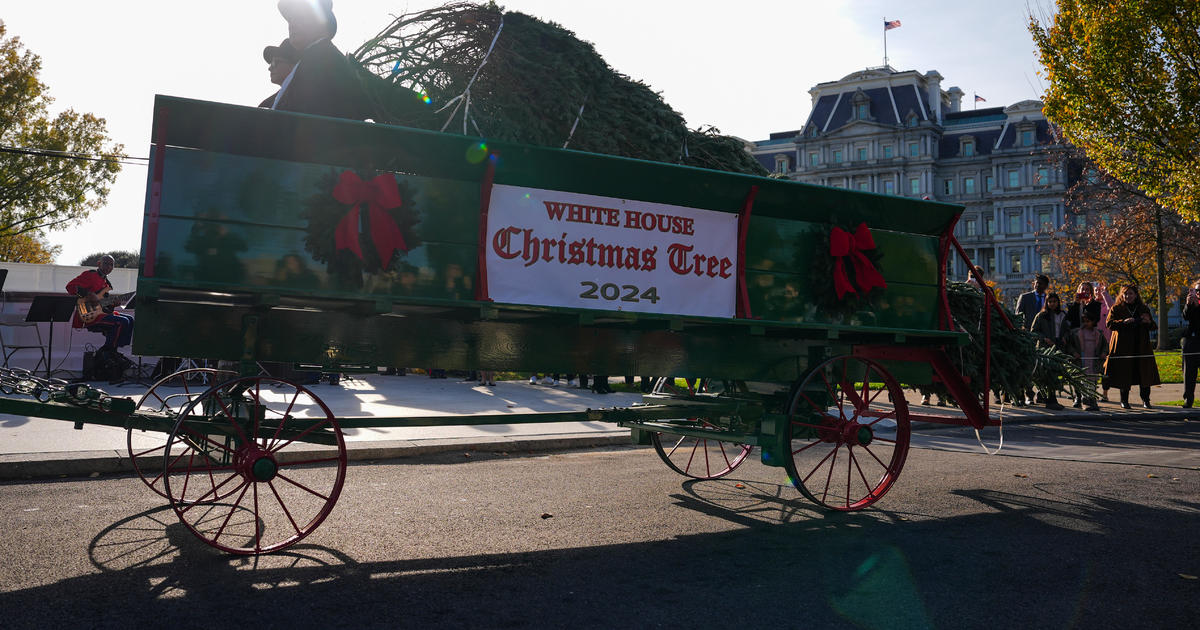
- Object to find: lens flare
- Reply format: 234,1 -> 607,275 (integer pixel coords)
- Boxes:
465,142 -> 488,164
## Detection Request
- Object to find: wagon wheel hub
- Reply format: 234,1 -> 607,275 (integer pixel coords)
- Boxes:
846,423 -> 872,447
239,447 -> 278,482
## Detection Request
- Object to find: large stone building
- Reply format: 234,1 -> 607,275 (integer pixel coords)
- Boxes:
750,66 -> 1067,299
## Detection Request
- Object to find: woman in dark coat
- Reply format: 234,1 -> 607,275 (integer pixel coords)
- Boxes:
1103,285 -> 1161,408
1030,292 -> 1072,410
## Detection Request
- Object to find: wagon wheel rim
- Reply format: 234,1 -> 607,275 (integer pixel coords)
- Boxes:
162,376 -> 347,555
127,367 -> 238,499
649,377 -> 754,480
785,356 -> 910,511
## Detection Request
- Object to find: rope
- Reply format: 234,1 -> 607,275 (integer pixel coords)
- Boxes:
562,95 -> 589,149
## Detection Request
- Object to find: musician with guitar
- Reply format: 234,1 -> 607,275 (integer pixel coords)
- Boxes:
65,255 -> 134,364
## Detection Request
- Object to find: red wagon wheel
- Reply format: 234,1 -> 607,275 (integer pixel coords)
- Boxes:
785,356 -> 910,511
162,376 -> 346,555
650,377 -> 754,480
128,367 -> 238,499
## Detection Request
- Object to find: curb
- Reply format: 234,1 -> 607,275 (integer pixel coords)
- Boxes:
0,432 -> 637,481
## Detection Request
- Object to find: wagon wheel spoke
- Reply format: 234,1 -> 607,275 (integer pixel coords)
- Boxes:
650,377 -> 753,480
127,367 -> 237,499
785,356 -> 911,511
164,376 -> 346,555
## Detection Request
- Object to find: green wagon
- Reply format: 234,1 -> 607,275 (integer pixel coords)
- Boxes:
0,96 -> 1011,554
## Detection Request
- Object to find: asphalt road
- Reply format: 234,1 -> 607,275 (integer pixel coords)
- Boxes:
1,421 -> 1198,629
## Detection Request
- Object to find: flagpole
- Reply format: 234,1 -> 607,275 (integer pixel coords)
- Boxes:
883,17 -> 888,66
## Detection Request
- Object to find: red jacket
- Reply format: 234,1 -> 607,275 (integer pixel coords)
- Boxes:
65,269 -> 113,328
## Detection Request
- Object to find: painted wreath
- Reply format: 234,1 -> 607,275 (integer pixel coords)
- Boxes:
303,169 -> 422,289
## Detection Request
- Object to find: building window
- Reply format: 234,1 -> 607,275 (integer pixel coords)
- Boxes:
857,181 -> 869,191
882,145 -> 893,158
1040,253 -> 1052,271
943,179 -> 955,196
857,147 -> 868,161
909,178 -> 920,195
1035,166 -> 1049,186
809,152 -> 819,167
856,103 -> 870,119
906,114 -> 918,127
1037,208 -> 1052,227
809,126 -> 819,138
1010,253 -> 1022,274
966,220 -> 978,237
884,179 -> 895,195
775,157 -> 788,174
984,215 -> 995,235
964,177 -> 976,194
1101,212 -> 1113,226
1008,169 -> 1020,188
833,150 -> 843,163
1072,213 -> 1086,229
909,142 -> 920,157
985,175 -> 995,192
1021,129 -> 1035,146
963,140 -> 975,157
1008,213 -> 1023,234
980,250 -> 995,274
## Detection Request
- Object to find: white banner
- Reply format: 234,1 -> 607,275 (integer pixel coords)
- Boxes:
485,184 -> 738,318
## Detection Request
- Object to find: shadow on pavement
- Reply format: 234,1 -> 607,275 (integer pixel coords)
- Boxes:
2,475 -> 1196,629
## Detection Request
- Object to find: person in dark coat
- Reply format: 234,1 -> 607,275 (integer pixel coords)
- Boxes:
1181,278 -> 1200,408
1029,292 -> 1071,410
1015,274 -> 1050,331
273,0 -> 372,121
1065,281 -> 1102,330
1012,274 -> 1050,406
260,39 -> 300,108
1103,285 -> 1161,409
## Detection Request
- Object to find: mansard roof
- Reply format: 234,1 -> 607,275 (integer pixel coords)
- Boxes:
804,83 -> 933,133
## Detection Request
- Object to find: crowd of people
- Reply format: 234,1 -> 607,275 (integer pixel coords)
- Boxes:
939,272 -> 1200,411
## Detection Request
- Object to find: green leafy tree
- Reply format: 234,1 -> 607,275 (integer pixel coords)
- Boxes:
80,250 -> 140,268
1030,1 -> 1200,221
0,20 -> 122,245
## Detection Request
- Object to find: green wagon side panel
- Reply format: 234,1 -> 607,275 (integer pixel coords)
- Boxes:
136,96 -> 965,370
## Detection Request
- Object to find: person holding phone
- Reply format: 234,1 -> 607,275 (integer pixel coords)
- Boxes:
1182,279 -> 1200,408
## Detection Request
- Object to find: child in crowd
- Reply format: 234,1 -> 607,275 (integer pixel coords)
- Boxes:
1072,313 -> 1107,410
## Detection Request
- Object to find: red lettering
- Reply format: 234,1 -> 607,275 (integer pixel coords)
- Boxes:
668,243 -> 694,275
492,227 -> 522,260
681,218 -> 694,235
544,201 -> 568,221
642,246 -> 657,271
624,209 -> 641,229
719,257 -> 732,279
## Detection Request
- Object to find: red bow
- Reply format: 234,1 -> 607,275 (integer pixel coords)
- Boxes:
829,222 -> 887,299
332,171 -> 408,270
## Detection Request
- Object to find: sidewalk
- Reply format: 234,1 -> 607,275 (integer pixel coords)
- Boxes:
0,374 -> 1195,479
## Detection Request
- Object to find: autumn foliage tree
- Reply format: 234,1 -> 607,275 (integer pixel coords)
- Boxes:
1030,1 -> 1200,222
0,20 -> 122,259
1049,151 -> 1200,346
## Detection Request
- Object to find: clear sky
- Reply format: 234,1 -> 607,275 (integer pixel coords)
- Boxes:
3,0 -> 1047,266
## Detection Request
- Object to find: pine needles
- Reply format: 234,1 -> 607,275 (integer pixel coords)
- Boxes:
350,2 -> 766,175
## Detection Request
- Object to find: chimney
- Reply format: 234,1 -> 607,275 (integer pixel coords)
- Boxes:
924,70 -> 944,123
946,86 -> 964,113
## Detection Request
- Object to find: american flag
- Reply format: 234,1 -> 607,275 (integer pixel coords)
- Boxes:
975,94 -> 987,103
884,19 -> 901,30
